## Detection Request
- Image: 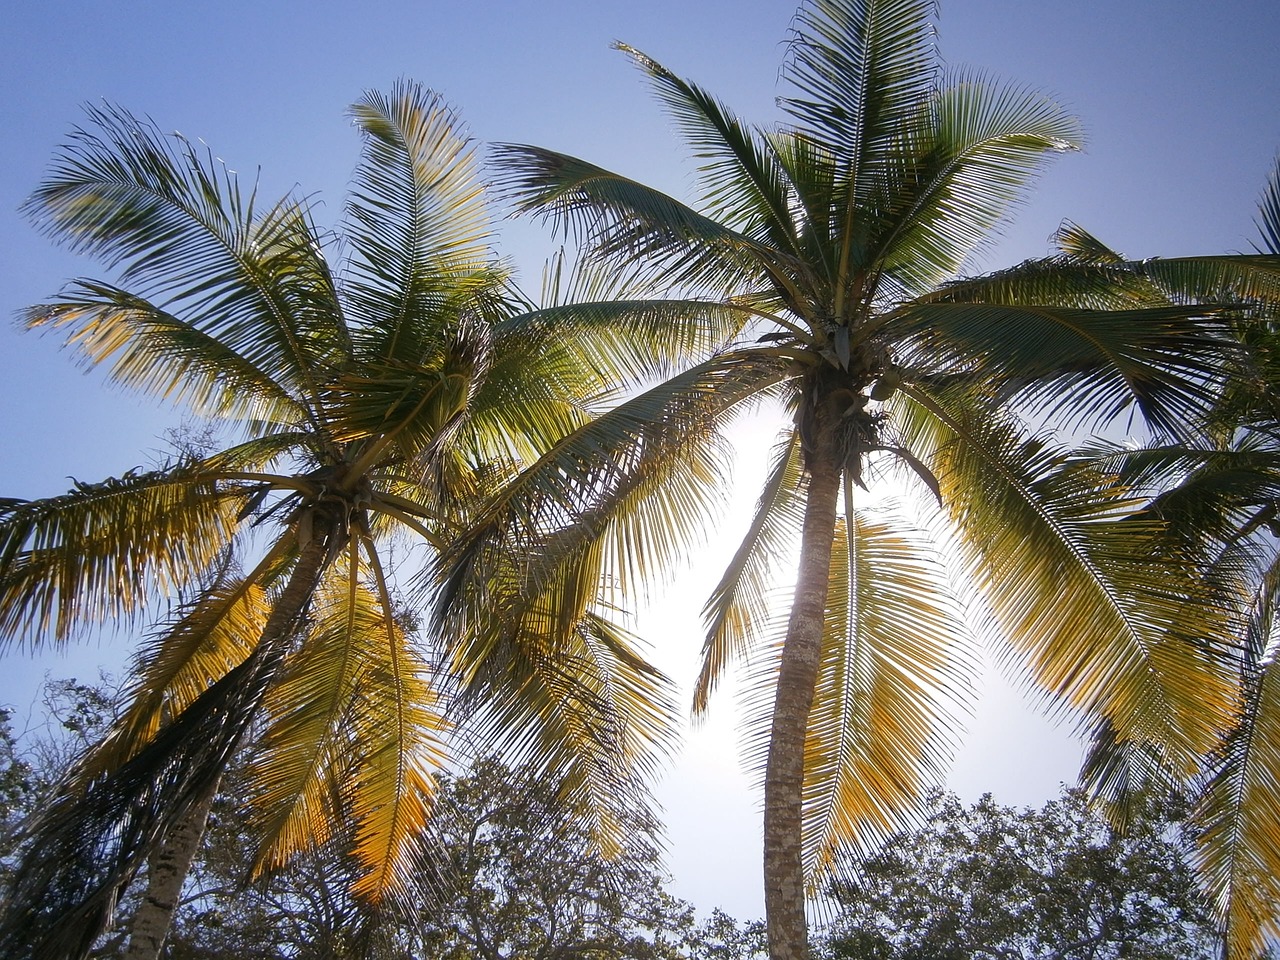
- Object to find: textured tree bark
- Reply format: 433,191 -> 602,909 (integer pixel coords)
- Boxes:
121,780 -> 218,960
763,402 -> 844,960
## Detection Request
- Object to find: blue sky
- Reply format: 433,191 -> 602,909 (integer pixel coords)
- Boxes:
2,0 -> 1278,918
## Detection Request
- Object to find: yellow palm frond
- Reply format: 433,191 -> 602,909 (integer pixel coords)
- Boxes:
1195,559 -> 1280,960
345,546 -> 447,902
741,502 -> 974,890
250,555 -> 377,871
86,569 -> 271,776
899,388 -> 1237,774
24,283 -> 307,426
798,506 -> 975,887
0,466 -> 247,645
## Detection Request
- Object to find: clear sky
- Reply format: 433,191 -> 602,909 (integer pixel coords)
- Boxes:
2,0 -> 1278,920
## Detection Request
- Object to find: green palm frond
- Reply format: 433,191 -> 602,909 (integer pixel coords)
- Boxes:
766,128 -> 844,289
898,389 -> 1237,774
449,544 -> 678,858
1130,256 -> 1280,314
779,0 -> 936,174
617,43 -> 802,257
873,73 -> 1080,291
796,505 -> 974,888
891,300 -> 1232,438
1078,716 -> 1183,831
324,320 -> 484,472
22,103 -> 345,409
461,252 -> 753,465
1081,441 -> 1280,555
696,429 -> 806,714
23,282 -> 307,425
491,144 -> 794,296
1047,221 -> 1280,309
1257,156 -> 1280,256
344,81 -> 497,359
1053,220 -> 1127,264
492,297 -> 750,390
436,349 -> 791,644
927,253 -> 1164,310
200,432 -> 318,472
0,466 -> 249,645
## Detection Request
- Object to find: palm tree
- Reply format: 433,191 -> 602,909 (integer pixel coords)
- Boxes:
0,82 -> 677,960
1191,158 -> 1280,960
437,3 -> 1266,957
1066,157 -> 1280,959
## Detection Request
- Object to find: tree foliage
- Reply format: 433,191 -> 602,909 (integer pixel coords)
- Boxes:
166,756 -> 766,960
1,685 -> 765,959
820,787 -> 1224,960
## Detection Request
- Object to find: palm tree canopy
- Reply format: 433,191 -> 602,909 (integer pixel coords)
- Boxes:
442,7 -> 1260,957
0,82 -> 682,960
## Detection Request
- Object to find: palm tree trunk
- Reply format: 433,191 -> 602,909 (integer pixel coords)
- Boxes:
121,778 -> 219,960
763,406 -> 844,960
119,529 -> 334,960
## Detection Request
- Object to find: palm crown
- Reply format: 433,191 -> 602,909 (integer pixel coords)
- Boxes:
439,2 -> 1264,957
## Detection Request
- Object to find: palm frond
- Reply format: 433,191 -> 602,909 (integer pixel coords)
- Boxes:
872,73 -> 1080,291
337,542 -> 447,903
695,429 -> 805,714
492,143 -> 796,297
0,640 -> 283,960
344,81 -> 499,362
890,300 -> 1233,438
86,565 -> 271,777
1078,715 -> 1182,830
324,316 -> 486,473
248,562 -> 377,873
898,388 -> 1237,774
1080,441 -> 1280,556
23,102 -> 345,412
492,297 -> 749,391
23,282 -> 307,425
796,504 -> 974,891
617,43 -> 803,257
1256,155 -> 1280,256
779,0 -> 937,174
1053,220 -> 1127,264
449,539 -> 678,859
927,252 -> 1164,310
435,350 -> 791,650
1129,255 -> 1280,316
0,465 -> 248,646
1193,555 -> 1280,960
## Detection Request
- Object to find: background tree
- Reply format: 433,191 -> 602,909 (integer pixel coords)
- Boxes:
0,680 -> 764,959
0,707 -> 35,886
819,787 -> 1223,960
162,755 -> 766,960
0,83 -> 678,960
442,2 -> 1266,957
